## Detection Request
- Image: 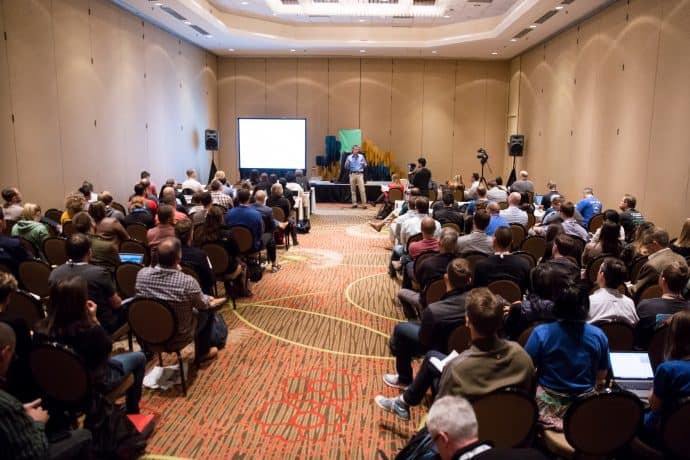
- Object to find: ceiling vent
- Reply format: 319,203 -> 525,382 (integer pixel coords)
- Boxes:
160,6 -> 187,21
369,0 -> 400,3
281,0 -> 300,4
190,25 -> 211,36
313,0 -> 339,3
308,15 -> 331,21
535,9 -> 559,23
412,0 -> 436,5
513,28 -> 533,39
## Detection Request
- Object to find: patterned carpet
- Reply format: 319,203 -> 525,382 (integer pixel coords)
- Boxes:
140,204 -> 421,459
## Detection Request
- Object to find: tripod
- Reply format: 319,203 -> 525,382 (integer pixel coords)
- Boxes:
479,159 -> 493,187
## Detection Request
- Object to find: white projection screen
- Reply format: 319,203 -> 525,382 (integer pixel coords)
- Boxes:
238,118 -> 306,170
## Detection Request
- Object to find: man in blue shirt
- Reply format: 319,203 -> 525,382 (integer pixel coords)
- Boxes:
225,188 -> 265,256
484,202 -> 508,237
576,187 -> 602,229
344,145 -> 368,209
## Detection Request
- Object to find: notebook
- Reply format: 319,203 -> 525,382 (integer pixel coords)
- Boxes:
119,253 -> 144,264
610,352 -> 654,394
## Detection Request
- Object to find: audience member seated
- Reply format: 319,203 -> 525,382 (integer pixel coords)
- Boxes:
670,218 -> 690,258
190,192 -> 212,225
88,201 -> 129,248
35,276 -> 146,415
252,190 -> 282,272
587,257 -> 638,326
267,183 -> 298,246
0,208 -> 30,275
510,170 -> 535,195
538,195 -> 563,229
375,288 -> 535,421
139,170 -> 157,197
635,261 -> 690,348
1,187 -> 23,221
484,202 -> 509,237
464,185 -> 491,218
294,169 -> 310,192
98,191 -> 125,226
398,228 -> 459,318
559,201 -> 589,242
582,221 -> 623,267
540,181 -> 558,211
147,204 -> 176,265
386,258 -> 472,390
433,191 -> 464,229
132,183 -> 157,216
209,180 -> 233,210
194,206 -> 246,296
524,282 -> 609,431
473,227 -> 531,293
466,173 -> 481,200
0,272 -> 36,402
158,188 -> 189,223
159,182 -> 188,211
539,222 -> 563,261
618,194 -> 644,243
49,234 -> 124,334
408,216 -> 440,261
576,187 -> 602,229
456,210 -> 493,256
227,188 -> 273,270
211,170 -> 234,197
620,221 -> 654,266
60,193 -> 85,225
253,173 -> 272,194
181,168 -> 203,193
124,196 -> 155,229
589,209 -> 626,243
641,310 -> 690,447
371,173 -> 404,208
486,180 -> 508,203
0,323 -> 93,460
71,212 -> 120,274
78,181 -> 97,205
175,219 -> 214,296
390,197 -> 440,277
499,192 -> 528,226
425,395 -> 547,460
135,237 -> 221,362
631,227 -> 688,299
11,203 -> 49,256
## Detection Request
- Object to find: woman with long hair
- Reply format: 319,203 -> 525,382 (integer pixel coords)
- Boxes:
671,218 -> 690,257
582,221 -> 623,266
61,193 -> 85,225
34,276 -> 146,414
88,201 -> 129,247
642,309 -> 690,443
524,282 -> 610,431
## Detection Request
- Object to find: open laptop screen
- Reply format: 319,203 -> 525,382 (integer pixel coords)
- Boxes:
610,352 -> 654,380
534,195 -> 544,206
119,253 -> 144,264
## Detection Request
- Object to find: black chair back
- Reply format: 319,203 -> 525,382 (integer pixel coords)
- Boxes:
588,213 -> 605,233
127,298 -> 176,346
520,236 -> 546,261
120,239 -> 149,266
388,188 -> 404,202
424,278 -> 446,306
488,280 -> 522,303
629,256 -> 648,283
7,290 -> 45,330
17,260 -> 52,298
508,224 -> 526,251
62,221 -> 77,238
44,208 -> 63,223
271,207 -> 286,223
594,321 -> 635,351
462,252 -> 488,275
29,343 -> 91,409
125,223 -> 148,244
115,262 -> 143,299
202,242 -> 230,275
405,233 -> 423,253
662,396 -> 690,458
639,284 -> 663,302
42,237 -> 68,266
648,325 -> 668,371
110,202 -> 127,215
447,325 -> 471,354
228,226 -> 254,254
512,251 -> 536,270
563,389 -> 643,456
472,388 -> 538,448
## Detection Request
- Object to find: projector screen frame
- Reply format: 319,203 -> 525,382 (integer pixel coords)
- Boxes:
237,117 -> 307,178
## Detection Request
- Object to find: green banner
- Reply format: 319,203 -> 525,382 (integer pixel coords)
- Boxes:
338,129 -> 362,153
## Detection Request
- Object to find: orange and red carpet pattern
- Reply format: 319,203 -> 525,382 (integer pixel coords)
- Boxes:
141,204 -> 423,459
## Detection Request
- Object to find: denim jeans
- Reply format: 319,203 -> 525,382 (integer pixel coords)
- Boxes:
195,309 -> 215,358
106,351 -> 146,414
390,322 -> 424,384
402,350 -> 446,406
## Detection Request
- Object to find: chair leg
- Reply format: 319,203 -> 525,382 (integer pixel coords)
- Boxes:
127,331 -> 133,352
177,351 -> 187,396
158,354 -> 163,367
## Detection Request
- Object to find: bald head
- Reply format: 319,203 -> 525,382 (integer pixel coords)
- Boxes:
157,237 -> 181,268
421,217 -> 437,237
487,202 -> 500,215
519,170 -> 528,179
254,189 -> 267,204
508,192 -> 521,206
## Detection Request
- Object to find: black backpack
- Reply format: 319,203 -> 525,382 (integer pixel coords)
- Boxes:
295,219 -> 311,234
394,426 -> 441,460
85,397 -> 148,460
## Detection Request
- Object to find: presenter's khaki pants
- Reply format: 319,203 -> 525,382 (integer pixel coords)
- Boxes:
349,173 -> 366,205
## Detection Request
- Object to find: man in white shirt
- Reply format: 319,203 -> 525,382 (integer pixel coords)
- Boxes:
588,257 -> 638,326
498,192 -> 528,227
486,180 -> 508,203
181,168 -> 204,193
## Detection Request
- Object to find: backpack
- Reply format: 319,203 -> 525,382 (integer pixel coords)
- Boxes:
85,397 -> 148,460
209,311 -> 228,349
247,257 -> 263,282
377,202 -> 394,220
394,426 -> 441,460
295,219 -> 311,234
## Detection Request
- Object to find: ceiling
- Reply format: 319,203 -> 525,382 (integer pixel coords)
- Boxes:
112,0 -> 614,58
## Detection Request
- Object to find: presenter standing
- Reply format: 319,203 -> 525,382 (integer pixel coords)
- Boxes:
344,145 -> 368,209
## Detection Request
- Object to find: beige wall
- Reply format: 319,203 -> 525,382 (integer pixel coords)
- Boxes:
0,0 -> 218,209
510,0 -> 690,234
218,58 -> 510,184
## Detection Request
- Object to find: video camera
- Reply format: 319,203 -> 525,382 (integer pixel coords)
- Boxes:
476,148 -> 489,164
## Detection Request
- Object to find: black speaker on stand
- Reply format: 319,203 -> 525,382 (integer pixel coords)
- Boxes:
205,129 -> 220,183
507,135 -> 524,187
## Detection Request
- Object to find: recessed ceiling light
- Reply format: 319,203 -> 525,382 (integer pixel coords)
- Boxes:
359,49 -> 366,53
555,6 -> 564,10
290,49 -> 296,52
241,1 -> 248,4
155,2 -> 163,6
183,20 -> 191,24
228,48 -> 235,51
359,18 -> 366,22
491,51 -> 498,55
529,24 -> 537,28
443,14 -> 450,18
510,38 -> 517,42
431,50 -> 437,54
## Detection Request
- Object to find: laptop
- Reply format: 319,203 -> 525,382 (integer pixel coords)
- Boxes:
610,352 -> 654,395
534,194 -> 544,206
119,253 -> 144,264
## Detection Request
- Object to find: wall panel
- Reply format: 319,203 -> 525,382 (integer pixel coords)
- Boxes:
266,59 -> 297,117
235,58 -> 267,118
0,0 -> 19,189
360,59 -> 392,153
217,58 -> 237,178
484,61 -> 509,180
390,59 -> 424,169
296,58 -> 328,174
421,60 -> 455,177
328,59 -> 360,135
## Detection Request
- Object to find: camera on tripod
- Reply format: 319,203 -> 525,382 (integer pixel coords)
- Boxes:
476,148 -> 489,164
